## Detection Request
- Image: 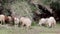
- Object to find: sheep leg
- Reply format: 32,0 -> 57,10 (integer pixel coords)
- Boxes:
1,21 -> 2,25
39,23 -> 42,26
22,23 -> 24,27
48,23 -> 52,28
54,22 -> 56,27
52,23 -> 56,28
3,20 -> 5,25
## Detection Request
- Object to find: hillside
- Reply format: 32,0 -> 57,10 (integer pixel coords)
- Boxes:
0,0 -> 60,21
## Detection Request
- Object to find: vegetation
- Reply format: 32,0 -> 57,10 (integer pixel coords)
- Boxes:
0,24 -> 60,34
0,0 -> 60,34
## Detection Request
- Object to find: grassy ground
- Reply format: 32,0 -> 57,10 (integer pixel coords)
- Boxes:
0,24 -> 60,34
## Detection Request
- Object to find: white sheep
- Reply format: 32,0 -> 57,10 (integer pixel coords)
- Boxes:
39,18 -> 48,26
20,17 -> 32,28
0,14 -> 5,25
47,17 -> 56,27
14,17 -> 20,25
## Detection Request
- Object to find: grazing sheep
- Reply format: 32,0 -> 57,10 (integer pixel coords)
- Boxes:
39,18 -> 48,26
14,17 -> 20,26
5,16 -> 9,24
20,17 -> 32,28
7,16 -> 14,25
0,14 -> 5,25
8,16 -> 12,22
47,17 -> 56,28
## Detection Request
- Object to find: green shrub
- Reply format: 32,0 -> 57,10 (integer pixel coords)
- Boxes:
31,21 -> 37,26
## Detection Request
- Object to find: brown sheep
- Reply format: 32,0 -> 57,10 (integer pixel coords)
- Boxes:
7,16 -> 14,25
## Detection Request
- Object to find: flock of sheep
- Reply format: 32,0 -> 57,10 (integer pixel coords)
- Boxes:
39,17 -> 56,28
0,14 -> 56,29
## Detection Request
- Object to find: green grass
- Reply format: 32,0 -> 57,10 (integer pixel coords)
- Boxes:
0,24 -> 60,34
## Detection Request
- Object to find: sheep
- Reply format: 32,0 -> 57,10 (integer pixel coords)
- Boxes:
0,14 -> 5,25
14,17 -> 20,26
5,16 -> 10,24
7,16 -> 14,25
39,18 -> 48,26
8,16 -> 12,22
19,17 -> 32,28
46,17 -> 56,28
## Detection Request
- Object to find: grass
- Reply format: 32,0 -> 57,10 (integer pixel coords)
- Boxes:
0,24 -> 60,34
